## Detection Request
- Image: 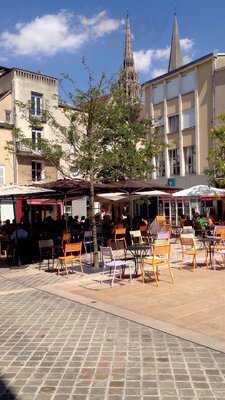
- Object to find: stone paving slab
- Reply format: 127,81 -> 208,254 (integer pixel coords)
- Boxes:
0,274 -> 225,399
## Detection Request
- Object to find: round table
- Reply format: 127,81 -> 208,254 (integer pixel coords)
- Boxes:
127,244 -> 150,276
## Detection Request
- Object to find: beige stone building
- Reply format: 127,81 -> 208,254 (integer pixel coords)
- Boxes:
0,67 -> 88,220
142,15 -> 225,189
0,66 -> 61,186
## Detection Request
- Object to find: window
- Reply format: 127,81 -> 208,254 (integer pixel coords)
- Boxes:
168,114 -> 179,133
181,71 -> 196,94
32,128 -> 42,151
0,166 -> 5,185
31,92 -> 43,116
5,110 -> 11,123
154,116 -> 164,134
153,84 -> 164,104
169,148 -> 180,175
166,78 -> 179,99
184,145 -> 196,175
156,152 -> 165,177
182,108 -> 195,129
32,161 -> 42,182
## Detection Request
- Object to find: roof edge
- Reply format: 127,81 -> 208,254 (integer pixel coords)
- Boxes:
142,52 -> 215,87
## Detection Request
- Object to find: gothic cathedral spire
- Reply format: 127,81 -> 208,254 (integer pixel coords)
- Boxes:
168,14 -> 183,72
119,14 -> 140,101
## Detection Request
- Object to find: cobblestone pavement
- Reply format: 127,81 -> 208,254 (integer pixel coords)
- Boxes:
1,274 -> 225,400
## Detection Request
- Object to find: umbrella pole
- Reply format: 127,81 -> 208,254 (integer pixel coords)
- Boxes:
64,194 -> 68,232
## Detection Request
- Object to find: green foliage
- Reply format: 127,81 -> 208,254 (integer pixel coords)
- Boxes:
206,114 -> 225,187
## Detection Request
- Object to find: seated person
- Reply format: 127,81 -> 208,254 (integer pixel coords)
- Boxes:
197,215 -> 208,230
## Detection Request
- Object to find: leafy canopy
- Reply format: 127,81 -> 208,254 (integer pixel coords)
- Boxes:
206,114 -> 225,187
11,76 -> 164,182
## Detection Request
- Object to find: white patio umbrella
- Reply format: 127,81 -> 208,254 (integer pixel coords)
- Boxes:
135,190 -> 171,197
0,185 -> 55,198
96,192 -> 128,202
97,190 -> 172,202
172,185 -> 225,198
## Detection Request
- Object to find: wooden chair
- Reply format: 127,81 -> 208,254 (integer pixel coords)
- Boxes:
141,242 -> 173,286
214,226 -> 225,239
180,234 -> 208,271
62,232 -> 71,249
39,239 -> 54,270
114,227 -> 127,249
139,225 -> 150,244
100,246 -> 132,286
130,230 -> 143,245
57,242 -> 83,275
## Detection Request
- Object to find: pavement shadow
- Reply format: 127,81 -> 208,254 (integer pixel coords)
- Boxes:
0,376 -> 17,399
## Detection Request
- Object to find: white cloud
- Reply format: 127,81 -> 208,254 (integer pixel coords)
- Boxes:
82,10 -> 121,37
134,37 -> 195,76
0,10 -> 122,57
180,38 -> 194,50
152,68 -> 167,78
134,46 -> 170,74
153,47 -> 170,60
134,50 -> 153,73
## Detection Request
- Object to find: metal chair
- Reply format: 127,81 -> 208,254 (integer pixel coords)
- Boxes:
139,224 -> 150,244
100,246 -> 132,286
130,230 -> 143,245
141,242 -> 173,286
39,239 -> 54,270
180,234 -> 208,271
62,232 -> 71,250
214,226 -> 225,239
57,242 -> 83,275
157,231 -> 171,240
114,227 -> 127,249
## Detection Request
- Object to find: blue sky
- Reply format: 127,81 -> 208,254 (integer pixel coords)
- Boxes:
0,0 -> 225,97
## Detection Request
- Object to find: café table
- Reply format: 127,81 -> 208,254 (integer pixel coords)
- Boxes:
201,235 -> 225,270
127,244 -> 150,276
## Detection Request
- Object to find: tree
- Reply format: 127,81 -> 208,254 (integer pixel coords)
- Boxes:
11,73 -> 164,267
206,114 -> 225,187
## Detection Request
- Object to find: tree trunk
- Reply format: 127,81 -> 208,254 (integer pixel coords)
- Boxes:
90,179 -> 99,268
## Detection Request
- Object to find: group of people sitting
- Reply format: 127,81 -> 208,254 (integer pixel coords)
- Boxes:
179,212 -> 215,233
0,209 -> 218,266
0,214 -> 150,265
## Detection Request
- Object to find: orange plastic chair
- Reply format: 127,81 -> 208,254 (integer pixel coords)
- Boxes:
57,242 -> 83,275
114,227 -> 127,249
180,234 -> 208,271
141,242 -> 173,286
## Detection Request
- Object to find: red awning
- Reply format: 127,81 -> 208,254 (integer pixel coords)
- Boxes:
27,198 -> 63,206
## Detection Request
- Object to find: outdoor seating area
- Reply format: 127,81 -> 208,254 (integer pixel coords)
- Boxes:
1,210 -> 225,290
0,182 -> 225,292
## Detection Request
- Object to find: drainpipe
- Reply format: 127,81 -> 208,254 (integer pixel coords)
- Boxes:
12,72 -> 18,184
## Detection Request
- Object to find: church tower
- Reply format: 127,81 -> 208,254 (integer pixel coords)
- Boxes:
168,14 -> 183,72
119,14 -> 140,101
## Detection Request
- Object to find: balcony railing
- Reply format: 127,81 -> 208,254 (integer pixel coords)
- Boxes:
29,109 -> 47,124
16,142 -> 42,157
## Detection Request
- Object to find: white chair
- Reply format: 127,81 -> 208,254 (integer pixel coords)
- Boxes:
157,231 -> 170,240
130,230 -> 143,245
214,240 -> 225,269
100,246 -> 132,286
